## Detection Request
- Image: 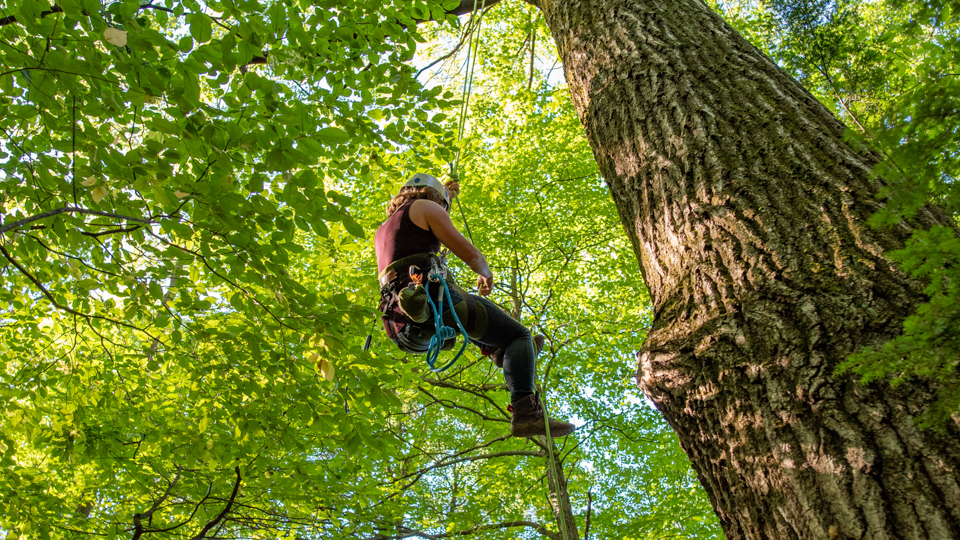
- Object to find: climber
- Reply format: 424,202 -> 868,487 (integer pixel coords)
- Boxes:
375,172 -> 575,438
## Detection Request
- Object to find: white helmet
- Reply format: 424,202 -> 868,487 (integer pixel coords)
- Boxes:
402,173 -> 450,210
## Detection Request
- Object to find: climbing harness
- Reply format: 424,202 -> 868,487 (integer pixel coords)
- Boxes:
377,253 -> 480,372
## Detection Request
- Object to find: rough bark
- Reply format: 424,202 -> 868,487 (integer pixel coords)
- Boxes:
536,0 -> 960,538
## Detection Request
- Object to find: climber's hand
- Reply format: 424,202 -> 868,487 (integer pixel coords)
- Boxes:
445,181 -> 460,199
477,274 -> 493,296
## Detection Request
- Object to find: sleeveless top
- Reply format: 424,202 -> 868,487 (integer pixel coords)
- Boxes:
375,200 -> 441,273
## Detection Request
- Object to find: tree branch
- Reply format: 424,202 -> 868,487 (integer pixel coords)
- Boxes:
0,206 -> 154,236
584,490 -> 593,540
81,225 -> 142,238
132,470 -> 182,540
144,482 -> 216,534
373,520 -> 560,540
146,232 -> 299,332
191,467 -> 241,540
0,1 -> 203,26
417,385 -> 507,423
0,244 -> 165,346
422,378 -> 510,415
0,5 -> 62,26
26,233 -> 124,279
395,450 -> 543,483
444,0 -> 504,17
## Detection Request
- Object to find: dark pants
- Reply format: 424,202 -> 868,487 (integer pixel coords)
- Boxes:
429,281 -> 535,403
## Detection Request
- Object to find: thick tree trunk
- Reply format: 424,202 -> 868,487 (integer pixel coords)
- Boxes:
536,0 -> 960,538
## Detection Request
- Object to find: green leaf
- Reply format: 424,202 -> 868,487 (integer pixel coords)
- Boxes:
315,127 -> 349,144
76,279 -> 100,290
149,281 -> 163,300
188,13 -> 212,43
340,213 -> 365,239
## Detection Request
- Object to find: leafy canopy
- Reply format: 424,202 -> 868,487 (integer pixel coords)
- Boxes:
0,0 -> 721,538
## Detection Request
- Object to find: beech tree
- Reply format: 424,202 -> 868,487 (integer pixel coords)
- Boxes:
529,0 -> 960,538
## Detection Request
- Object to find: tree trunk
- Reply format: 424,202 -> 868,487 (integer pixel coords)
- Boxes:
536,0 -> 960,538
543,436 -> 579,540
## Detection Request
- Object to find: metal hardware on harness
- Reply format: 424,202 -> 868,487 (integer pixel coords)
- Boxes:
423,258 -> 469,373
409,265 -> 423,286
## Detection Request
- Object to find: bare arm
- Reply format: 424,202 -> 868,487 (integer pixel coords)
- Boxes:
409,199 -> 493,296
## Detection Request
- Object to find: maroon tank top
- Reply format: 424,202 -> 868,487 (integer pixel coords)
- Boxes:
375,200 -> 441,273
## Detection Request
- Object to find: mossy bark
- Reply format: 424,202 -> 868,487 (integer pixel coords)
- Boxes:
537,0 -> 960,537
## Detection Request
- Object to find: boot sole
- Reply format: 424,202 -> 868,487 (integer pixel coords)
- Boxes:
511,425 -> 576,438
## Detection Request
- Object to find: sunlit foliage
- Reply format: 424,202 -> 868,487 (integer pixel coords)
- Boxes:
0,0 -> 720,538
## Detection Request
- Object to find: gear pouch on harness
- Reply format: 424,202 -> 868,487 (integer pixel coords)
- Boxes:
379,282 -> 450,354
377,254 -> 445,354
397,282 -> 430,323
380,301 -> 434,353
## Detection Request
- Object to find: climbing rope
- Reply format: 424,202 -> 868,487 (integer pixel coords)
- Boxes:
411,0 -> 486,371
538,391 -> 571,540
426,16 -> 571,539
448,0 -> 486,246
422,265 -> 470,372
451,0 -> 486,178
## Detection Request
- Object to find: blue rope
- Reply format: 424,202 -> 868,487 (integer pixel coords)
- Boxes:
424,274 -> 469,372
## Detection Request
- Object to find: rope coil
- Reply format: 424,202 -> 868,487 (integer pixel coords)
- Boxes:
423,266 -> 470,372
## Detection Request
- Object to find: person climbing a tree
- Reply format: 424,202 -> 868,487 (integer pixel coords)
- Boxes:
376,172 -> 575,438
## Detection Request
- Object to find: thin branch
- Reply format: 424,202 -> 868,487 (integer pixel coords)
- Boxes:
144,482 -> 217,534
395,450 -> 543,483
372,520 -> 560,540
71,96 -> 77,205
26,233 -> 125,278
0,67 -> 116,83
527,14 -> 540,90
417,38 -> 469,79
146,233 -> 299,332
132,470 -> 182,540
0,206 -> 154,236
0,244 -> 164,346
423,378 -> 509,415
0,2 -> 207,26
191,467 -> 241,540
139,3 -> 175,13
0,5 -> 63,26
417,385 -> 506,423
51,524 -> 108,537
814,64 -> 868,135
416,13 -> 481,79
444,0 -> 504,17
81,225 -> 142,238
584,490 -> 593,540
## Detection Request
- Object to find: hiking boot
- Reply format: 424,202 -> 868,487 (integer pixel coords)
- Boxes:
483,335 -> 546,369
509,393 -> 576,438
